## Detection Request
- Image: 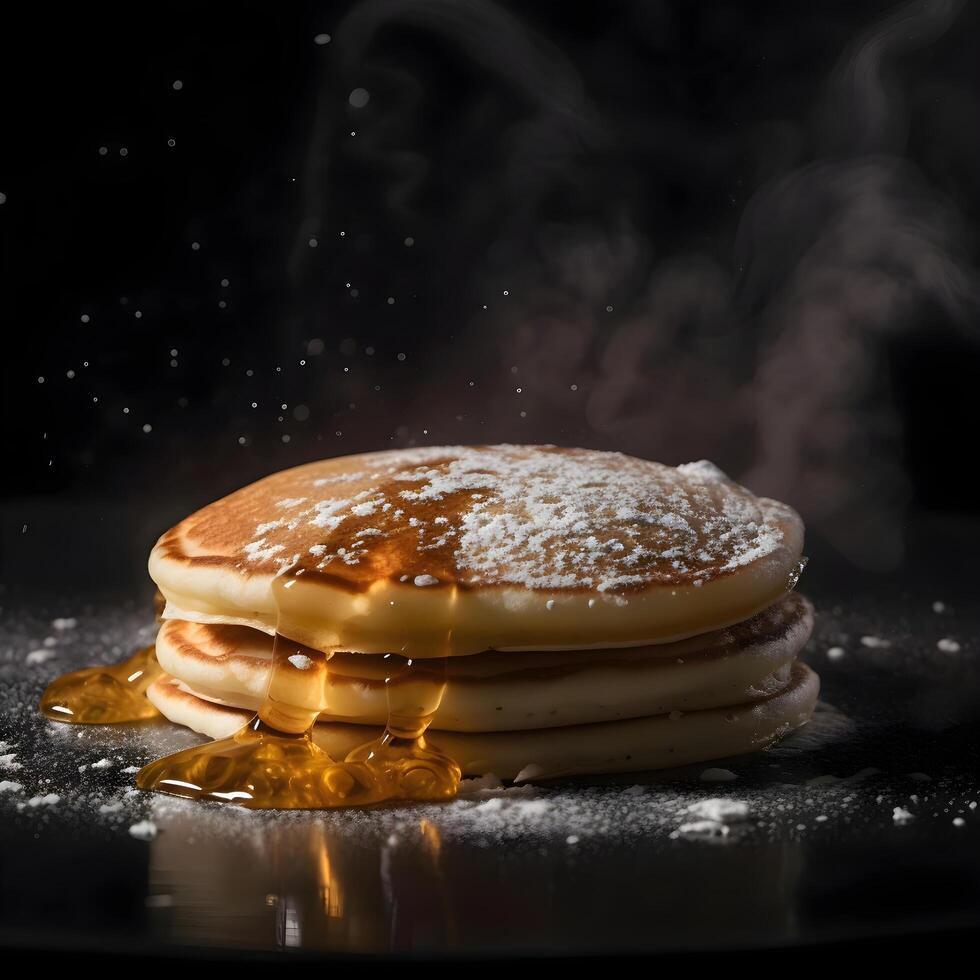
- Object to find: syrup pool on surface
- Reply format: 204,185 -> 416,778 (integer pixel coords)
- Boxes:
39,644 -> 162,724
135,573 -> 461,809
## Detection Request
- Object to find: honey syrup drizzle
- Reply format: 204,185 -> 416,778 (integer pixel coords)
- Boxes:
135,572 -> 461,809
39,644 -> 162,724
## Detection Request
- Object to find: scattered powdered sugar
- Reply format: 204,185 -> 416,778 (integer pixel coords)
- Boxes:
52,617 -> 78,631
254,519 -> 285,535
684,798 -> 751,822
0,753 -> 24,771
26,648 -> 57,665
233,446 -> 793,592
243,538 -> 286,564
672,819 -> 731,840
26,793 -> 60,808
471,796 -> 550,817
0,781 -> 23,793
90,758 -> 113,770
676,460 -> 728,483
128,820 -> 158,841
455,773 -> 505,797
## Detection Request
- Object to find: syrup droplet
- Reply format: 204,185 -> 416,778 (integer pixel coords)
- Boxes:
39,644 -> 162,724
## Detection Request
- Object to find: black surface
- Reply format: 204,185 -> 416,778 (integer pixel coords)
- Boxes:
1,515 -> 978,960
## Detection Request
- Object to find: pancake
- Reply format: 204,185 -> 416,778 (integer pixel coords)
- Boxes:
155,593 -> 814,732
150,445 -> 804,656
147,662 -> 820,780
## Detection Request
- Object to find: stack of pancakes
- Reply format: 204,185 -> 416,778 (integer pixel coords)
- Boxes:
148,445 -> 818,780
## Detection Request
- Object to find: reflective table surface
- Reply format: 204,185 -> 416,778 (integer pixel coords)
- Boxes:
1,521 -> 979,961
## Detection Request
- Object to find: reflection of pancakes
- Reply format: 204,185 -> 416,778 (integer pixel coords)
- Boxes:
147,446 -> 818,779
148,663 -> 819,780
150,445 -> 805,655
154,593 -> 813,732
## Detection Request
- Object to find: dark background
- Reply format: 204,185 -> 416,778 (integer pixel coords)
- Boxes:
2,0 -> 978,590
2,5 -> 980,965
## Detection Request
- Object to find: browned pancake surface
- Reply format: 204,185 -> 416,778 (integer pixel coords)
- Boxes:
156,445 -> 799,595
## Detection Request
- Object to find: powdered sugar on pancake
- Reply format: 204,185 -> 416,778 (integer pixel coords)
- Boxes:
227,446 -> 797,593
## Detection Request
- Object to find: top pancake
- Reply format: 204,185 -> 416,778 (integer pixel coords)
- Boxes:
150,445 -> 804,656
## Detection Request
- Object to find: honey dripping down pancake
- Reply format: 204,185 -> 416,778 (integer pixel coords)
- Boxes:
42,446 -> 811,809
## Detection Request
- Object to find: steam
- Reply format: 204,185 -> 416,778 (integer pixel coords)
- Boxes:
735,0 -> 977,566
311,0 -> 978,569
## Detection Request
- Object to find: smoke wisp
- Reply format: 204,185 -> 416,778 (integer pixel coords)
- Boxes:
306,0 -> 979,569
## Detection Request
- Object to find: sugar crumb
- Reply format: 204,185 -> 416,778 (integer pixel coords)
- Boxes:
684,798 -> 750,822
672,820 -> 730,840
860,636 -> 890,649
27,793 -> 60,808
129,820 -> 158,841
26,648 -> 58,664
